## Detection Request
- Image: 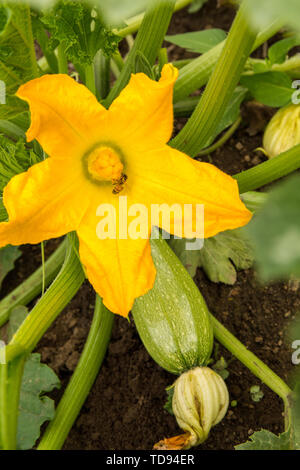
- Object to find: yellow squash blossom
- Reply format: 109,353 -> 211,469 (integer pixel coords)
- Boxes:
0,64 -> 251,316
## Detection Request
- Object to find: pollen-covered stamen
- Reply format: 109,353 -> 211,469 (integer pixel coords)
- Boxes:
87,146 -> 124,182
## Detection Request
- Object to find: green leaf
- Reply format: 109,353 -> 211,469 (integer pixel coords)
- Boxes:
246,174 -> 300,281
168,228 -> 254,284
188,0 -> 209,14
0,2 -> 38,119
17,353 -> 60,450
0,96 -> 28,122
168,236 -> 201,279
235,429 -> 291,450
0,135 -> 41,194
240,72 -> 293,107
0,245 -> 21,289
0,199 -> 7,222
41,0 -> 120,66
7,305 -> 61,450
198,229 -> 254,284
165,29 -> 227,54
268,36 -> 300,65
6,0 -> 147,27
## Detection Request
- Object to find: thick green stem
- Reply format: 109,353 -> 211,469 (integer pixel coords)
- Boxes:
57,44 -> 68,75
234,144 -> 300,193
111,52 -> 124,79
173,18 -> 283,102
106,0 -> 176,106
210,314 -> 292,430
6,235 -> 85,362
158,47 -> 169,71
112,51 -> 124,72
36,28 -> 59,73
41,242 -> 45,296
126,34 -> 135,50
115,0 -> 193,37
37,296 -> 114,450
94,51 -> 110,100
84,63 -> 96,95
0,353 -> 26,450
171,2 -> 257,156
0,239 -> 67,329
173,96 -> 199,117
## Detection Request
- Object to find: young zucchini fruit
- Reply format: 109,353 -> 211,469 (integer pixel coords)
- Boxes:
132,237 -> 213,375
132,236 -> 229,449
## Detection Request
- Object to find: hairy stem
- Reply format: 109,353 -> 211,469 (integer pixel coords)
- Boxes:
0,353 -> 26,450
106,0 -> 176,105
171,2 -> 257,156
84,63 -> 96,95
173,18 -> 283,102
38,296 -> 114,450
234,144 -> 300,193
57,44 -> 68,75
94,51 -> 110,100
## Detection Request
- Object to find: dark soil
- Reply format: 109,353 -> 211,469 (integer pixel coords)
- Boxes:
1,0 -> 300,451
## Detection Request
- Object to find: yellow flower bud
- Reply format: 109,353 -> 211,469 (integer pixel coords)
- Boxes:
263,104 -> 300,158
154,367 -> 229,450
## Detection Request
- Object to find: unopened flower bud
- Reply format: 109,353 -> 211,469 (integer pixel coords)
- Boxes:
263,104 -> 300,158
154,367 -> 229,450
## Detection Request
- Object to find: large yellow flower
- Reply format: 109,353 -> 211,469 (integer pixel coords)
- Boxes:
0,64 -> 251,316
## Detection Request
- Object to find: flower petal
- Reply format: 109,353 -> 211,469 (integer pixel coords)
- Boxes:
77,199 -> 156,317
131,145 -> 252,238
16,74 -> 107,158
0,157 -> 95,246
108,64 -> 178,149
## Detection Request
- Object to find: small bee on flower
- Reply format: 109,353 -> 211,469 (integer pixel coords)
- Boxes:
112,173 -> 128,194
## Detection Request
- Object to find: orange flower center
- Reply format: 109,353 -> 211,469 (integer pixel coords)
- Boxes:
87,146 -> 124,182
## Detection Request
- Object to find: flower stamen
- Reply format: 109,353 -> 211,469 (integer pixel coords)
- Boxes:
87,146 -> 124,183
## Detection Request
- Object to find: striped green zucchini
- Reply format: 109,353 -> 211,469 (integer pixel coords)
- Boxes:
132,237 -> 213,375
